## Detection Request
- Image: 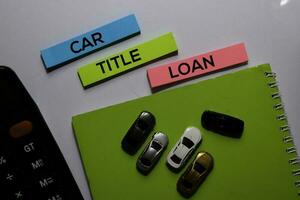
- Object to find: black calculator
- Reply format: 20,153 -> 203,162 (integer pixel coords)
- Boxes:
0,66 -> 84,200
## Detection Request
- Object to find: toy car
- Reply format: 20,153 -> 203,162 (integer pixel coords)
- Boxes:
201,110 -> 244,138
167,127 -> 202,171
136,132 -> 168,175
177,151 -> 214,198
121,111 -> 156,155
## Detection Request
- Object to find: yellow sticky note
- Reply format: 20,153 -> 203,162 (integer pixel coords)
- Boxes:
77,32 -> 178,88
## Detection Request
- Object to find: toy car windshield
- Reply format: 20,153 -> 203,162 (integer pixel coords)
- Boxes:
182,137 -> 194,148
171,155 -> 182,164
151,141 -> 162,151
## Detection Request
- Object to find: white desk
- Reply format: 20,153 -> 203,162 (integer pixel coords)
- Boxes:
1,1 -> 299,199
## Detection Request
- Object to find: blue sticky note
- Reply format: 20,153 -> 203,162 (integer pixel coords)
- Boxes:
41,14 -> 140,71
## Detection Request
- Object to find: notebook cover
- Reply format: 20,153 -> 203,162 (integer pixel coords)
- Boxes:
72,64 -> 299,200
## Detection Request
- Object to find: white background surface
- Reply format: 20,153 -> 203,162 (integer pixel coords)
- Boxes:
0,0 -> 299,199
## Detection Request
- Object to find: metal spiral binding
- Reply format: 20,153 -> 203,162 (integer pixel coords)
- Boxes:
295,180 -> 300,187
268,81 -> 278,88
271,92 -> 281,99
293,169 -> 300,176
265,70 -> 300,195
290,158 -> 300,165
280,125 -> 290,132
264,71 -> 276,77
283,136 -> 293,143
274,103 -> 284,110
277,114 -> 287,121
287,147 -> 297,154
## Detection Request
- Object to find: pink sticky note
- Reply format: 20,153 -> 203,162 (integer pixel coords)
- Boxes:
147,43 -> 248,91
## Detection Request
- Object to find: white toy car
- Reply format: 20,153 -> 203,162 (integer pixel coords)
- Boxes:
167,127 -> 202,171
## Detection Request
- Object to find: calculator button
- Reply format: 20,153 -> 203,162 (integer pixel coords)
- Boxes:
33,174 -> 59,192
0,143 -> 13,163
0,170 -> 22,188
30,158 -> 46,170
46,193 -> 64,200
9,120 -> 33,139
36,181 -> 63,199
0,169 -> 24,198
1,171 -> 17,185
0,155 -> 8,167
6,173 -> 15,181
20,156 -> 51,178
13,190 -> 25,199
23,141 -> 36,153
39,176 -> 55,188
0,154 -> 16,178
8,186 -> 33,200
14,139 -> 43,159
37,183 -> 66,200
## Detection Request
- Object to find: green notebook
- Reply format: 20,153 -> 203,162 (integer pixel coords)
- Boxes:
72,64 -> 299,200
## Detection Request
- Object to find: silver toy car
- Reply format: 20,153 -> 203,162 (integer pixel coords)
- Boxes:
136,132 -> 168,175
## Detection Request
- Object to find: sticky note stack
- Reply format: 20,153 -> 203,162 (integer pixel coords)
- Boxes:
41,14 -> 248,90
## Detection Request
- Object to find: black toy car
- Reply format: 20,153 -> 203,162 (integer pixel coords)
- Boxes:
121,111 -> 155,155
201,110 -> 244,138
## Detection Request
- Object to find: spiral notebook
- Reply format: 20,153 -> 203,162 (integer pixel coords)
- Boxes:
72,64 -> 300,200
